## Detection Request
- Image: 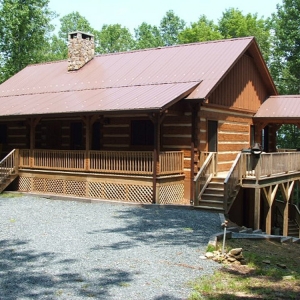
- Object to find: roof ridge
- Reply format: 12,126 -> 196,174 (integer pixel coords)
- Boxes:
94,37 -> 255,58
25,37 -> 254,67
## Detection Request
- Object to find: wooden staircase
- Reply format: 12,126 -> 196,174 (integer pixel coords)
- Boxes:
0,149 -> 19,194
288,219 -> 300,238
0,173 -> 18,193
195,177 -> 225,212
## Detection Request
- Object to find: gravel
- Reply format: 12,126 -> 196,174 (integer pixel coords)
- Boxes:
0,195 -> 222,300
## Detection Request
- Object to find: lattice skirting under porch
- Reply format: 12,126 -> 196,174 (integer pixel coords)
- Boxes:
16,172 -> 184,204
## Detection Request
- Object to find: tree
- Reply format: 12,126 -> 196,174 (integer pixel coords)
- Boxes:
269,1 -> 300,150
269,0 -> 300,94
277,124 -> 300,149
159,10 -> 186,46
134,22 -> 163,49
43,34 -> 68,61
0,0 -> 56,83
178,15 -> 223,44
218,8 -> 271,63
58,11 -> 95,41
95,24 -> 135,54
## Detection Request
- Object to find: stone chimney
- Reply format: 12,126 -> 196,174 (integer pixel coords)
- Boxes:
68,31 -> 94,71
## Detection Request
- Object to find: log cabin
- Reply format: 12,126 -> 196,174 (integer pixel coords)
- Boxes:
0,31 -> 299,237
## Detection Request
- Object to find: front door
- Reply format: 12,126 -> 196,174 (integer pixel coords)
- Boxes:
208,120 -> 218,152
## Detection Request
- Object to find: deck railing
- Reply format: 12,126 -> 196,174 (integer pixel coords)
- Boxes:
19,149 -> 184,176
244,152 -> 300,179
90,151 -> 153,174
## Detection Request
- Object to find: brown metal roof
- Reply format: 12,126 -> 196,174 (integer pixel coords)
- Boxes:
0,37 -> 275,117
254,95 -> 300,119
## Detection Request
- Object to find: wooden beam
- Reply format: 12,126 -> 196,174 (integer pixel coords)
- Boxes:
28,117 -> 41,168
254,188 -> 261,230
280,181 -> 294,236
262,184 -> 278,234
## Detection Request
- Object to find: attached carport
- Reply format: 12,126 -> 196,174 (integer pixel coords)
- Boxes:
253,95 -> 300,152
250,95 -> 300,236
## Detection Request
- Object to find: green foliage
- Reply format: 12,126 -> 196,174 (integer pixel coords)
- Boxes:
95,24 -> 135,54
42,34 -> 68,61
134,22 -> 163,49
159,10 -> 186,46
0,0 -> 56,83
179,15 -> 223,44
276,124 -> 300,149
206,244 -> 216,253
269,0 -> 300,94
218,8 -> 272,62
58,11 -> 95,41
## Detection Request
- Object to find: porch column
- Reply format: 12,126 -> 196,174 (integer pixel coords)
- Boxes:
153,114 -> 160,204
150,112 -> 165,204
190,103 -> 199,204
254,187 -> 261,230
28,117 -> 40,167
82,115 -> 99,171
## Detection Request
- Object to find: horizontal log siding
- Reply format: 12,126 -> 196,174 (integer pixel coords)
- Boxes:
162,101 -> 192,150
208,54 -> 268,111
6,122 -> 28,151
198,107 -> 253,172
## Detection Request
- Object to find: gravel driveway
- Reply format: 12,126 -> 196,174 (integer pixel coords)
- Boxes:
0,195 -> 221,300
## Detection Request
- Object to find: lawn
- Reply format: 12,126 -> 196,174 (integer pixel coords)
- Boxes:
189,238 -> 300,299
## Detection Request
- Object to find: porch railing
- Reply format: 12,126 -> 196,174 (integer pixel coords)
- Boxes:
243,152 -> 300,179
193,152 -> 217,205
19,149 -> 184,176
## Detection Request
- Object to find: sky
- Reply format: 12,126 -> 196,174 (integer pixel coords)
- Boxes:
48,0 -> 282,34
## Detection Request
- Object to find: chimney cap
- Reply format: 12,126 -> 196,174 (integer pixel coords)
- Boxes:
68,31 -> 94,39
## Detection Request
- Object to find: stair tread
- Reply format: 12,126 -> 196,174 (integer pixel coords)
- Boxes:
200,198 -> 223,204
194,205 -> 224,211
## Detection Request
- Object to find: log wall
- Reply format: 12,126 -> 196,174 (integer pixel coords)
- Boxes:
198,106 -> 254,172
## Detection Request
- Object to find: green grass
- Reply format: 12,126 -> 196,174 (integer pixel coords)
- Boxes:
0,192 -> 23,198
189,239 -> 300,299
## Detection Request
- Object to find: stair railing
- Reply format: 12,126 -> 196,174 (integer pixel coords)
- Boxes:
193,152 -> 217,206
275,200 -> 300,238
223,152 -> 243,213
289,203 -> 300,238
0,149 -> 18,188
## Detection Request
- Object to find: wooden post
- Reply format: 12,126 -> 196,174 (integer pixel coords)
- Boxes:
29,117 -> 40,168
280,181 -> 294,236
190,142 -> 195,205
254,187 -> 261,230
262,185 -> 278,235
153,149 -> 158,204
82,115 -> 99,171
149,112 -> 165,204
190,103 -> 199,205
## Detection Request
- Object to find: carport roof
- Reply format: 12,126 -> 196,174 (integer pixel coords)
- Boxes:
254,95 -> 300,121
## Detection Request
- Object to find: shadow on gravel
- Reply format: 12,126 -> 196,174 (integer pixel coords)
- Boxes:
88,206 -> 220,250
0,239 -> 134,299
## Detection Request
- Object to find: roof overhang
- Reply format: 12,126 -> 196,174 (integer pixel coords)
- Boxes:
0,81 -> 201,119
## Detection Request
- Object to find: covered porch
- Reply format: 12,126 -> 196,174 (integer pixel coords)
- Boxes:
1,148 -> 185,204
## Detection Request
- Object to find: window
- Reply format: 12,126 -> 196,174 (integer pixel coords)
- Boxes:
131,120 -> 154,146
